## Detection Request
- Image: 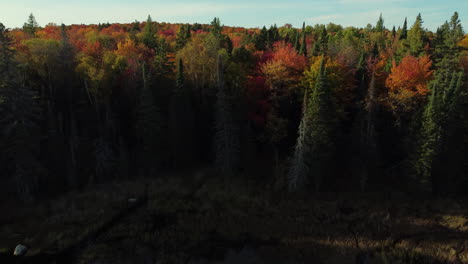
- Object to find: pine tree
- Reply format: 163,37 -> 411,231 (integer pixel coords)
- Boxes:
288,89 -> 311,191
136,63 -> 161,177
400,17 -> 408,40
175,24 -> 191,50
254,26 -> 268,50
299,22 -> 307,56
169,59 -> 194,167
211,17 -> 222,39
319,25 -> 328,54
446,12 -> 465,49
293,29 -> 300,52
408,13 -> 424,55
0,23 -> 41,201
307,58 -> 336,191
375,13 -> 385,32
142,15 -> 157,50
415,69 -> 464,194
59,23 -> 79,188
23,13 -> 38,36
214,55 -> 240,175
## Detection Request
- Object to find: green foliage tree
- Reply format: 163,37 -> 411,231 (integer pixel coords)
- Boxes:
407,13 -> 425,56
299,22 -> 307,56
375,13 -> 385,32
305,58 -> 336,191
0,23 -> 41,201
214,55 -> 240,175
175,24 -> 192,50
400,17 -> 408,40
169,59 -> 194,167
136,63 -> 161,177
23,13 -> 39,36
142,15 -> 157,50
288,90 -> 310,191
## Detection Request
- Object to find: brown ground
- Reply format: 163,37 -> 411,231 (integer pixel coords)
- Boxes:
1,170 -> 467,263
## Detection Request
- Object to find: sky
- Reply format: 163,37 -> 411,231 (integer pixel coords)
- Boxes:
0,0 -> 466,31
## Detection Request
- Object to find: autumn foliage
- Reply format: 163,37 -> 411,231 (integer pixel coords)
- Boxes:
386,55 -> 433,112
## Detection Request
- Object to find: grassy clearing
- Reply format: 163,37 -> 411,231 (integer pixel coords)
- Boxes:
1,170 -> 467,263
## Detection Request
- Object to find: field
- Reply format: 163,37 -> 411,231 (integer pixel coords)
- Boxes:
1,169 -> 467,264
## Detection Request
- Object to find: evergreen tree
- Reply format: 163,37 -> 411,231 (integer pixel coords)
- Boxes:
210,17 -> 222,39
400,17 -> 408,40
307,58 -> 336,191
392,26 -> 396,38
0,23 -> 41,201
169,59 -> 194,167
254,26 -> 268,50
142,15 -> 157,50
293,29 -> 300,52
136,63 -> 161,177
407,13 -> 424,55
415,69 -> 464,194
375,13 -> 385,32
23,13 -> 38,36
299,22 -> 307,56
319,25 -> 328,54
214,55 -> 240,175
445,12 -> 464,49
288,89 -> 311,191
175,24 -> 192,50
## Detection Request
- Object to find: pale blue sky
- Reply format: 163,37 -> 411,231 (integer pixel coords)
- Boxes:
0,0 -> 466,31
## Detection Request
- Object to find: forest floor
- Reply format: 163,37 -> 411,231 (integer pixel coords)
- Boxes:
1,169 -> 468,264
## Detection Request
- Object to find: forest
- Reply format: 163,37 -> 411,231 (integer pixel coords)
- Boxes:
1,11 -> 468,263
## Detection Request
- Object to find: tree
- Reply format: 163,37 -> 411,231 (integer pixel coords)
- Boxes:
142,15 -> 157,49
136,63 -> 161,177
23,13 -> 39,36
375,13 -> 385,32
288,90 -> 310,191
299,22 -> 307,56
446,12 -> 464,49
415,71 -> 464,194
385,55 -> 433,115
214,55 -> 240,175
169,59 -> 194,167
254,26 -> 268,50
306,58 -> 336,191
400,17 -> 408,40
0,23 -> 41,201
407,13 -> 425,56
175,24 -> 191,50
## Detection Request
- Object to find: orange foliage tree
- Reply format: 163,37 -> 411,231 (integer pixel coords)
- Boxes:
385,54 -> 433,113
261,41 -> 306,92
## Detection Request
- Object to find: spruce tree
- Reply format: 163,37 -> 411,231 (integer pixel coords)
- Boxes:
169,59 -> 194,167
136,63 -> 161,176
288,89 -> 311,191
293,29 -> 300,52
400,17 -> 408,40
408,13 -> 424,55
299,22 -> 307,56
175,24 -> 191,50
307,58 -> 336,191
23,13 -> 38,36
415,69 -> 465,194
142,15 -> 157,50
214,55 -> 240,175
0,23 -> 41,201
375,13 -> 385,32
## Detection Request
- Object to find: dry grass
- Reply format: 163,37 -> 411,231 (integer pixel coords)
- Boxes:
1,171 -> 467,263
